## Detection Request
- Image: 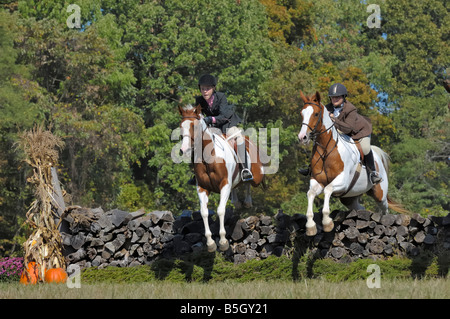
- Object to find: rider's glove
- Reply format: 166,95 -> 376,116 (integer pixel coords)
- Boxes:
204,116 -> 213,125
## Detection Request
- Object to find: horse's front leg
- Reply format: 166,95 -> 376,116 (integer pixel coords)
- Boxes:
197,186 -> 216,252
217,183 -> 231,251
322,184 -> 336,232
306,179 -> 323,236
322,173 -> 346,232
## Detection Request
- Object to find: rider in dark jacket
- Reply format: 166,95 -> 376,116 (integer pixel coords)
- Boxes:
188,74 -> 253,184
195,89 -> 242,134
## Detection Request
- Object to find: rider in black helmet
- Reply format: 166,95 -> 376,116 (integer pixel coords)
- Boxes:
299,83 -> 382,184
187,74 -> 253,185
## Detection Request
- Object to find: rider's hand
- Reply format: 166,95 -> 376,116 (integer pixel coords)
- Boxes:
204,116 -> 213,125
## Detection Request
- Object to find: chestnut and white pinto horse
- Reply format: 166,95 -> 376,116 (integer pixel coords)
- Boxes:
179,104 -> 265,252
297,91 -> 407,236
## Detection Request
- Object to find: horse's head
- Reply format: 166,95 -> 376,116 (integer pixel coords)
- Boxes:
298,90 -> 324,145
178,104 -> 202,157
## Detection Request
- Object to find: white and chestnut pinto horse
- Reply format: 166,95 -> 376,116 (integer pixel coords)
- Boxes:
179,104 -> 265,252
297,91 -> 407,236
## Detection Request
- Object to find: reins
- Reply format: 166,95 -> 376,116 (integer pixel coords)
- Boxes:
303,102 -> 338,183
180,115 -> 228,162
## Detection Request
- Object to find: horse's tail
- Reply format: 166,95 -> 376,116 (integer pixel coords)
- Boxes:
371,146 -> 390,175
261,174 -> 268,191
372,146 -> 412,215
255,165 -> 268,191
387,195 -> 412,215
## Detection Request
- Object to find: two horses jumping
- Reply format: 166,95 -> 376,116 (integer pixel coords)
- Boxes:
178,91 -> 405,251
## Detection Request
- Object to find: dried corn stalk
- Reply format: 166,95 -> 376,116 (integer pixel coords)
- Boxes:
19,126 -> 66,280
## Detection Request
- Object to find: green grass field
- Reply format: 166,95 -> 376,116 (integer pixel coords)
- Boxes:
1,278 -> 449,299
1,253 -> 448,299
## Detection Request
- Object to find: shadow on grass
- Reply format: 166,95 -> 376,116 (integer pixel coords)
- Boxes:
150,250 -> 216,282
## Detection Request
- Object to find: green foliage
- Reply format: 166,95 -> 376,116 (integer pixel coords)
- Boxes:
80,252 -> 440,284
260,0 -> 315,45
380,0 -> 448,99
82,262 -> 156,284
0,11 -> 43,255
311,257 -> 412,282
0,0 -> 448,255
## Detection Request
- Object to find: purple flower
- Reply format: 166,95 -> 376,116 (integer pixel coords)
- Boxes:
0,257 -> 24,282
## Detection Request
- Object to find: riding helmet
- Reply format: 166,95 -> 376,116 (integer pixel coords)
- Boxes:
328,83 -> 348,98
198,74 -> 217,87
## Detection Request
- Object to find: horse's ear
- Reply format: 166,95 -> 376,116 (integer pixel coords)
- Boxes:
314,91 -> 321,103
195,104 -> 202,114
300,90 -> 307,103
178,106 -> 183,115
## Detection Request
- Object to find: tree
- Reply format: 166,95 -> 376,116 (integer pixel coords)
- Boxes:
10,0 -> 278,212
0,0 -> 444,225
380,0 -> 448,99
117,0 -> 277,210
15,15 -> 150,207
0,10 -> 43,255
376,0 -> 449,215
259,0 -> 315,45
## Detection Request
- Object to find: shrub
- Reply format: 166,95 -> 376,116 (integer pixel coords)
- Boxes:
311,258 -> 412,282
81,253 -> 420,284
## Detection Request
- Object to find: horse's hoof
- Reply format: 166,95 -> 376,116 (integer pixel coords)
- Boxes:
207,242 -> 217,253
323,221 -> 334,232
306,225 -> 317,236
219,240 -> 229,251
244,202 -> 252,209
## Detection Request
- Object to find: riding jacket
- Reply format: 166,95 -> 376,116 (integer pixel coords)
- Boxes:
325,101 -> 372,140
195,92 -> 242,133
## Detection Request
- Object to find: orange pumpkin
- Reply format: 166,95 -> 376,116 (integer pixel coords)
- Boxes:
44,268 -> 67,284
20,262 -> 40,285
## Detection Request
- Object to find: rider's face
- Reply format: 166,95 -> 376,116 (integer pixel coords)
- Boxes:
200,85 -> 214,100
331,96 -> 344,107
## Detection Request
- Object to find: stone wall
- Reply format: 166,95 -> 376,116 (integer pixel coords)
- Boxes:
61,206 -> 450,269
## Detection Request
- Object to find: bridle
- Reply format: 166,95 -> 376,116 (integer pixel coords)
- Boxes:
180,114 -> 222,166
180,115 -> 212,153
301,102 -> 331,138
181,115 -> 200,120
302,101 -> 338,183
180,115 -> 200,140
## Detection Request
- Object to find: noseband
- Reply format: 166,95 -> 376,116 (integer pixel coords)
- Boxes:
301,102 -> 326,138
181,115 -> 200,120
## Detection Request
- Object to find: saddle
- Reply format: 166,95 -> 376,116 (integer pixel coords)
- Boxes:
338,133 -> 364,162
222,132 -> 251,163
334,135 -> 365,197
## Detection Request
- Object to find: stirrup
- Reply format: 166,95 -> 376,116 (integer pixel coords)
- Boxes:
370,172 -> 382,184
241,168 -> 253,182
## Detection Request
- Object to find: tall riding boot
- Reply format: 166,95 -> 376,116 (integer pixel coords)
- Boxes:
364,150 -> 382,184
298,166 -> 311,176
237,141 -> 253,182
187,175 -> 196,185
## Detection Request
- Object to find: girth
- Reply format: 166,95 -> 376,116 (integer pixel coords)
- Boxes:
334,161 -> 362,197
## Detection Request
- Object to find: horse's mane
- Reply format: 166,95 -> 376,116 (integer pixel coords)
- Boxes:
181,104 -> 195,112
